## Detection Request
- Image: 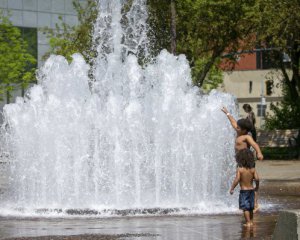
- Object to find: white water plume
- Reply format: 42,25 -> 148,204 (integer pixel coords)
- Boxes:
0,0 -> 237,216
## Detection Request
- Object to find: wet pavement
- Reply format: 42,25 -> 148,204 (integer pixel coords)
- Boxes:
0,200 -> 294,240
0,160 -> 300,240
0,209 -> 281,240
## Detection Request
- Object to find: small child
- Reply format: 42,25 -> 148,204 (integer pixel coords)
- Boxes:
230,148 -> 259,227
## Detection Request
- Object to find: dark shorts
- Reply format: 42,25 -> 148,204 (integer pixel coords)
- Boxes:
239,190 -> 255,211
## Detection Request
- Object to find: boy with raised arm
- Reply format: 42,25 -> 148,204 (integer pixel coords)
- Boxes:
221,107 -> 263,160
230,148 -> 260,227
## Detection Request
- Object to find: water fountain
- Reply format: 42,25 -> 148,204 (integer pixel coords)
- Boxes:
0,0 -> 238,217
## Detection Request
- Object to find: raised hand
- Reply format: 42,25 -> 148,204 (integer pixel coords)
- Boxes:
221,107 -> 229,115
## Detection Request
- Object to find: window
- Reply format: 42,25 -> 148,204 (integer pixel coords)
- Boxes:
249,81 -> 252,94
265,80 -> 274,96
256,49 -> 279,69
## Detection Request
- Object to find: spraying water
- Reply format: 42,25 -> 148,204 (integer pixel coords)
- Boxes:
0,0 -> 237,216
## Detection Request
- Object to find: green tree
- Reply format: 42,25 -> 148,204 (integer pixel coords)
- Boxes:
255,0 -> 300,129
148,0 -> 257,90
0,11 -> 36,102
176,0 -> 257,87
42,0 -> 98,65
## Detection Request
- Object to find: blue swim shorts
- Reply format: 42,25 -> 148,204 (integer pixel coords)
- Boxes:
239,189 -> 255,211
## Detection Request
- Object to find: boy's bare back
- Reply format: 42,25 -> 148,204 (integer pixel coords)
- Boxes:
230,148 -> 260,194
238,167 -> 259,190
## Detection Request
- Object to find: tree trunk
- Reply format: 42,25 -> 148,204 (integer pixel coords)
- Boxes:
6,84 -> 10,104
196,48 -> 223,87
170,0 -> 176,54
280,47 -> 300,103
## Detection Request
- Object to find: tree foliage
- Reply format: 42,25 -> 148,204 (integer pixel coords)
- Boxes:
177,0 -> 257,87
42,0 -> 98,65
148,0 -> 257,89
265,101 -> 300,130
0,11 -> 36,102
255,0 -> 300,129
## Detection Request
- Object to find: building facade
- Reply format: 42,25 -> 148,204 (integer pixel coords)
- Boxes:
0,0 -> 80,65
221,51 -> 285,128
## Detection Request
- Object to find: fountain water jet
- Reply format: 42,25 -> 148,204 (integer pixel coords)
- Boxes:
0,0 -> 238,216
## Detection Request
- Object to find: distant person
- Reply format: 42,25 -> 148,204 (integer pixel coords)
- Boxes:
243,104 -> 257,142
230,148 -> 260,228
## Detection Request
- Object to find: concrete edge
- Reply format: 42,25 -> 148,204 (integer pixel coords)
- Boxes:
273,210 -> 300,240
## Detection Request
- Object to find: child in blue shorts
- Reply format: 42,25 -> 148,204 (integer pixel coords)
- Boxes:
230,148 -> 260,227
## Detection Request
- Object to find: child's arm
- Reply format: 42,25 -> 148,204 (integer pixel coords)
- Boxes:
230,168 -> 240,194
254,169 -> 260,191
246,135 -> 264,160
221,107 -> 238,131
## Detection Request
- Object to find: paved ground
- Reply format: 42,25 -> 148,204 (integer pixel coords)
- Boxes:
256,160 -> 300,180
257,160 -> 300,196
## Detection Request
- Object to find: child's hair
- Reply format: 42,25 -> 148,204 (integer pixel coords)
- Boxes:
236,148 -> 255,169
243,104 -> 252,113
237,119 -> 252,132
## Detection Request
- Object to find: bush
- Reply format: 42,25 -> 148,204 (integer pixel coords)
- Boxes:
262,147 -> 299,160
